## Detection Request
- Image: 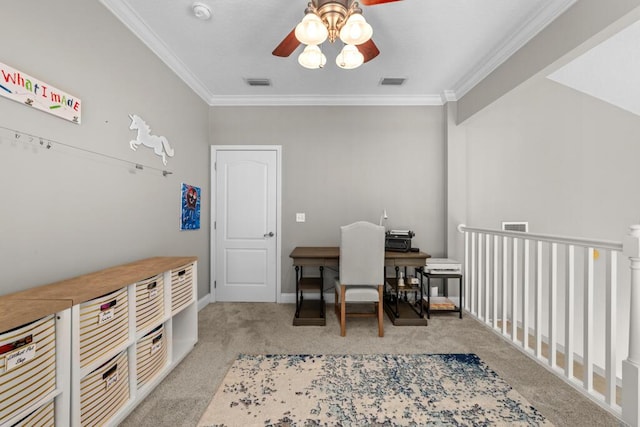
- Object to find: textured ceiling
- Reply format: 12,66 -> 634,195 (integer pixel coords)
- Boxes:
100,0 -> 576,106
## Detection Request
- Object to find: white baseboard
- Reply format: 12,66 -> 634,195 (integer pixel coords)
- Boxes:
198,293 -> 211,311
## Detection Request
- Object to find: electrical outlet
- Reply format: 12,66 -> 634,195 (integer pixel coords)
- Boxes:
296,213 -> 305,222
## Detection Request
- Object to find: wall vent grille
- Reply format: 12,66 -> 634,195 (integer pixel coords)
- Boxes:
380,77 -> 406,86
245,78 -> 272,87
502,221 -> 529,232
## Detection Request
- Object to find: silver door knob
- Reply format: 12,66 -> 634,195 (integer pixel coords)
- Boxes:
264,231 -> 274,237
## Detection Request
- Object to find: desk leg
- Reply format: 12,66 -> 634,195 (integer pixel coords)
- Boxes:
383,266 -> 387,301
394,266 -> 400,317
417,267 -> 424,317
319,266 -> 325,318
459,276 -> 463,319
295,266 -> 301,318
426,273 -> 431,319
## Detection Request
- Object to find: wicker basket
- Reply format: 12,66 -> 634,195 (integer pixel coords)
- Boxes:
135,274 -> 164,332
136,324 -> 167,389
171,263 -> 194,314
0,315 -> 56,423
80,350 -> 129,426
78,288 -> 129,369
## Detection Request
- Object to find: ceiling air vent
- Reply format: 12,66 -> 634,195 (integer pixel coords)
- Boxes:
380,77 -> 406,86
245,78 -> 272,87
502,221 -> 529,232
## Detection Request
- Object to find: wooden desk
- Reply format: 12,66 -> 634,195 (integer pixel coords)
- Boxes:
289,247 -> 430,326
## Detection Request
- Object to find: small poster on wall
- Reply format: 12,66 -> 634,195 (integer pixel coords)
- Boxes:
181,183 -> 201,230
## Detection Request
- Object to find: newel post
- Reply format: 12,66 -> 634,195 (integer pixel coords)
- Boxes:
622,225 -> 640,426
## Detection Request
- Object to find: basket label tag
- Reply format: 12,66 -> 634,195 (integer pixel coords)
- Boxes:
4,342 -> 36,373
105,371 -> 119,390
147,281 -> 158,299
98,308 -> 115,324
151,334 -> 163,354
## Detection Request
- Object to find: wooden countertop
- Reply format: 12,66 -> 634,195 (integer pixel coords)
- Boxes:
0,299 -> 72,333
290,247 -> 430,262
0,256 -> 197,332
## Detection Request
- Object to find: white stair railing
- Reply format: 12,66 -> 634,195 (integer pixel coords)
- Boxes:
458,224 -> 639,423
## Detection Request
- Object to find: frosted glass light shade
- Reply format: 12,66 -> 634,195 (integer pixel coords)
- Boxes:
336,44 -> 364,69
295,13 -> 329,45
298,45 -> 327,69
339,13 -> 372,45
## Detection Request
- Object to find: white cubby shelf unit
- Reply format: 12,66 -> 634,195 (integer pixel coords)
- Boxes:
0,256 -> 198,427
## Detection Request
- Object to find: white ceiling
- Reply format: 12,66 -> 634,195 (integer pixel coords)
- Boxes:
548,19 -> 640,117
100,0 -> 577,106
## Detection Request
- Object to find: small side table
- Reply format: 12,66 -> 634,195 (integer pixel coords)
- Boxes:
422,271 -> 463,319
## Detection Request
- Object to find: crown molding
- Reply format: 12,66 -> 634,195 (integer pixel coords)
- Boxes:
442,90 -> 458,103
451,0 -> 577,100
208,94 -> 445,107
99,0 -> 214,104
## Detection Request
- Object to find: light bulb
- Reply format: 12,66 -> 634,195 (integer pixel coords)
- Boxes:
298,45 -> 327,69
336,44 -> 364,69
339,13 -> 372,45
295,13 -> 329,45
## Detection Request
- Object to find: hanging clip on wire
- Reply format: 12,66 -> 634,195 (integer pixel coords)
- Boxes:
4,125 -> 172,176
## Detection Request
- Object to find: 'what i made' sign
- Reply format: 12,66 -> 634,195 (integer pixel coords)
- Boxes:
0,61 -> 81,124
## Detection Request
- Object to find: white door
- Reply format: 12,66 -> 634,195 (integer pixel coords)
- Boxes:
212,148 -> 279,302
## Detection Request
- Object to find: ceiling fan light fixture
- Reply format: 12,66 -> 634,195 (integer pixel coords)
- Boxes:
336,44 -> 364,69
339,13 -> 373,45
298,45 -> 327,69
295,13 -> 329,45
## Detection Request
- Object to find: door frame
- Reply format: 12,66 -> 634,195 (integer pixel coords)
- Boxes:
210,145 -> 282,303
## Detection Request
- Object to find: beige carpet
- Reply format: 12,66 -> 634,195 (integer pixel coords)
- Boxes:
198,353 -> 552,426
119,303 -> 620,427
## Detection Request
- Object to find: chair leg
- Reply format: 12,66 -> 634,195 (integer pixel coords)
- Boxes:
377,284 -> 384,337
340,285 -> 347,337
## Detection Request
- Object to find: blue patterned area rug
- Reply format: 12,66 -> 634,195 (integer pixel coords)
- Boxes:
198,353 -> 552,426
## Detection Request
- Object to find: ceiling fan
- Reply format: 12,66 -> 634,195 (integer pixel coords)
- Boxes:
272,0 -> 403,69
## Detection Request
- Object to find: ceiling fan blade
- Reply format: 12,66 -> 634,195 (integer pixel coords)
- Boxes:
272,28 -> 300,57
360,0 -> 403,5
357,39 -> 380,63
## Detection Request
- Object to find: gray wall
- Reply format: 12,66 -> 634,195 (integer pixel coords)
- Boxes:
210,106 -> 446,294
0,0 -> 210,297
463,77 -> 640,240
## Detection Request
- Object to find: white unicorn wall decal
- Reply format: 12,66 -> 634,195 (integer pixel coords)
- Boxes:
128,114 -> 175,165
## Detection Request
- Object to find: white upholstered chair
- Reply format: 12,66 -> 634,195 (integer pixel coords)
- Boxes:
334,221 -> 385,337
